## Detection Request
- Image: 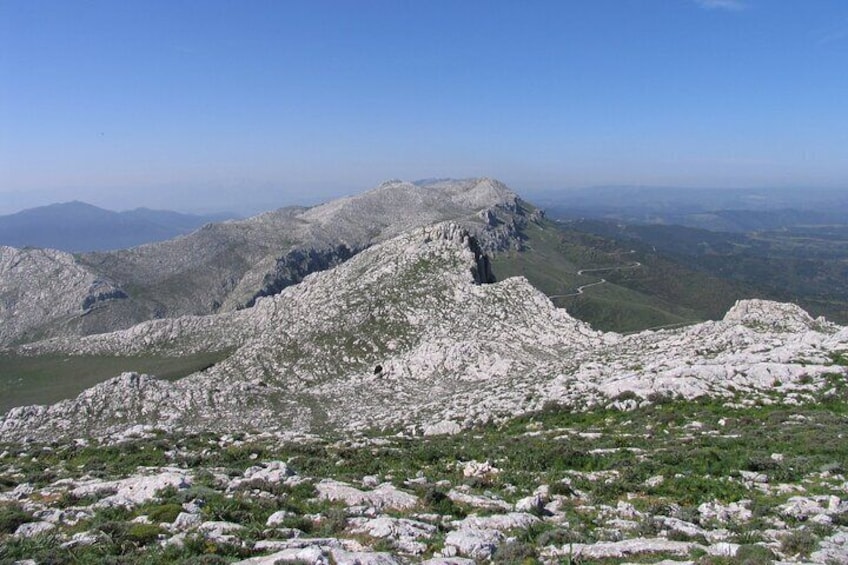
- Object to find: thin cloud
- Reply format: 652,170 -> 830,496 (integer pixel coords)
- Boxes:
695,0 -> 747,11
816,18 -> 848,45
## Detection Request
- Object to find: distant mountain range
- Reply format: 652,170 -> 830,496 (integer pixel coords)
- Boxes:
0,201 -> 237,252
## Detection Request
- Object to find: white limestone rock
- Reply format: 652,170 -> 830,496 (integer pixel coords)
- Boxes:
543,538 -> 698,560
329,547 -> 402,565
779,495 -> 844,520
809,530 -> 848,564
228,461 -> 296,491
705,542 -> 739,556
172,512 -> 203,530
452,512 -> 539,532
239,537 -> 393,565
14,520 -> 56,538
350,516 -> 436,555
315,479 -> 418,511
444,527 -> 504,559
235,547 -> 328,564
698,500 -> 753,525
199,520 -> 244,543
423,420 -> 462,436
723,299 -> 833,333
514,493 -> 548,514
60,531 -> 102,549
462,460 -> 500,479
70,468 -> 191,507
446,488 -> 512,511
266,510 -> 296,528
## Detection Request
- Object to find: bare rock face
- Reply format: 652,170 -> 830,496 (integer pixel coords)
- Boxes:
723,298 -> 834,333
0,178 -> 525,347
2,220 -> 847,443
0,246 -> 126,345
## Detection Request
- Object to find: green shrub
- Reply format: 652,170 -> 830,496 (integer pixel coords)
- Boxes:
549,481 -> 575,497
668,529 -> 708,545
145,503 -> 183,523
421,486 -> 465,517
179,556 -> 231,565
492,540 -> 539,564
315,506 -> 348,536
831,512 -> 848,527
126,523 -> 162,545
0,502 -> 31,534
735,543 -> 776,564
534,527 -> 587,546
780,528 -> 818,557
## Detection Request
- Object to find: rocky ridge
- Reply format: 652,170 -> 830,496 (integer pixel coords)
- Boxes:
0,178 -> 526,346
3,222 -> 847,443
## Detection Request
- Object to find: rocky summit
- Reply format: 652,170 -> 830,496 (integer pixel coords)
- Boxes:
0,178 -> 525,347
1,180 -> 848,564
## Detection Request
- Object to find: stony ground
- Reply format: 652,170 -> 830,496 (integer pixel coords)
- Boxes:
2,390 -> 847,564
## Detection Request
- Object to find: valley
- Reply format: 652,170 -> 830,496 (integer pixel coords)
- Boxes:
565,220 -> 848,325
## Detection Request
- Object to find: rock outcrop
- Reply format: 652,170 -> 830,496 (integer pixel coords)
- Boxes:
2,221 -> 846,442
0,246 -> 127,345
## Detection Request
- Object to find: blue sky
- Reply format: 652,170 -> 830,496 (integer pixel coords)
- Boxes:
1,0 -> 847,214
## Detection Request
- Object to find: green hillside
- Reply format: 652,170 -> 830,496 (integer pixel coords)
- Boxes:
566,219 -> 848,325
491,216 -> 753,333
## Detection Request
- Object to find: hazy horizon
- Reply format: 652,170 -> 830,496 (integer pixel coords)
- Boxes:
2,1 -> 847,215
3,181 -> 847,218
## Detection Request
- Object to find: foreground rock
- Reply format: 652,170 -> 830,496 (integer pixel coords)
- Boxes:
3,382 -> 847,563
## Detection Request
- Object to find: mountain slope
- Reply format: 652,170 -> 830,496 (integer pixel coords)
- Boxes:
2,178 -> 841,351
0,246 -> 126,345
0,179 -> 525,347
0,201 -> 233,252
4,223 -> 846,442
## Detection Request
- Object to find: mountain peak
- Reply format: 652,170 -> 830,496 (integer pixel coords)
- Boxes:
0,178 -> 530,347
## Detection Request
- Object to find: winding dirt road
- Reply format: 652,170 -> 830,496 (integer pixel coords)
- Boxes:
548,260 -> 642,299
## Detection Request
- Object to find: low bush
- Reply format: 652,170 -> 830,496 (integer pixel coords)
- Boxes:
735,543 -> 776,564
0,502 -> 31,534
780,528 -> 818,557
492,540 -> 539,564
